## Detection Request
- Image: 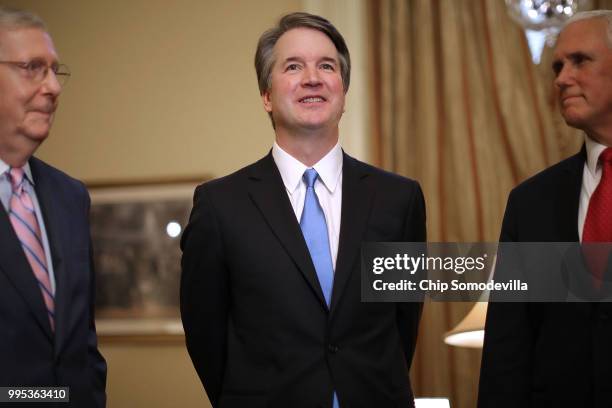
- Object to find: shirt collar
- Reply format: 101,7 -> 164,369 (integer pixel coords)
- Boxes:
0,157 -> 35,185
585,134 -> 608,178
272,141 -> 343,195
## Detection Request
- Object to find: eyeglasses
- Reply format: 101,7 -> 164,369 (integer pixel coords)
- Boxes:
0,59 -> 71,86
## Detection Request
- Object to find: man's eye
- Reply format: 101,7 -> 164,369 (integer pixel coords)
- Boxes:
26,60 -> 45,73
320,63 -> 334,70
286,63 -> 300,71
571,54 -> 589,66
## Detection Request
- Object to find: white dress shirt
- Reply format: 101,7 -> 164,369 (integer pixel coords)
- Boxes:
578,135 -> 609,242
0,159 -> 56,293
272,141 -> 343,269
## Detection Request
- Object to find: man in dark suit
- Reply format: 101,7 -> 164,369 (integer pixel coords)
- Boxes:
479,11 -> 612,407
181,12 -> 425,408
0,7 -> 106,407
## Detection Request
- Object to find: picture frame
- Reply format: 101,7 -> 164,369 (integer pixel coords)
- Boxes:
88,178 -> 204,339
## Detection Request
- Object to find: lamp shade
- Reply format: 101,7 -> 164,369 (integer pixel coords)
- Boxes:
443,302 -> 488,348
415,398 -> 451,408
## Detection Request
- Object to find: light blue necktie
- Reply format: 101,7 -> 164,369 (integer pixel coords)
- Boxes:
299,169 -> 340,408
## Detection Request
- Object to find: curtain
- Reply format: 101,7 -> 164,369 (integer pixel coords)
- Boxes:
368,1 -> 592,406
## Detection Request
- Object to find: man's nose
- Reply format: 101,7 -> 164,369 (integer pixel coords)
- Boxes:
554,64 -> 574,90
302,66 -> 322,87
40,68 -> 62,97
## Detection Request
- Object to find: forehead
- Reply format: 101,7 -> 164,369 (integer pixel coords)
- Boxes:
554,18 -> 610,57
0,28 -> 57,61
274,27 -> 338,61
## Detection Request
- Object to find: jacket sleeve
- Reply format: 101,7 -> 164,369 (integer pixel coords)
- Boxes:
396,181 -> 426,370
180,185 -> 229,407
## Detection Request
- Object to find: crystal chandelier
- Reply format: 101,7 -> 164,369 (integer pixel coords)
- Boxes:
505,0 -> 593,63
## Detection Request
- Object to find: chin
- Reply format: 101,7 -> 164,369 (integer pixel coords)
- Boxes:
300,116 -> 336,129
561,110 -> 586,128
25,128 -> 51,143
563,118 -> 591,132
21,118 -> 53,140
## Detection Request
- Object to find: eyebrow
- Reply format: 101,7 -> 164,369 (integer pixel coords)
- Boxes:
281,56 -> 339,65
553,50 -> 591,61
551,51 -> 591,68
319,57 -> 338,65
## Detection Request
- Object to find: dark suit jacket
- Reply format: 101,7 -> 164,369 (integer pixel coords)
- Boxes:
181,152 -> 426,408
479,147 -> 612,408
0,157 -> 106,407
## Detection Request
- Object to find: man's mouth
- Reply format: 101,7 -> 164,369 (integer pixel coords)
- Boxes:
30,106 -> 56,115
561,95 -> 582,103
299,96 -> 326,103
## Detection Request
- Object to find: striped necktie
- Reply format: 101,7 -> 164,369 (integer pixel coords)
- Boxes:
8,167 -> 55,331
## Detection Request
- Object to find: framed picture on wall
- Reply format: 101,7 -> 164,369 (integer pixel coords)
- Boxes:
88,178 -> 204,339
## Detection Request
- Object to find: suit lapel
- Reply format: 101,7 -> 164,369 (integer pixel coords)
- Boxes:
248,153 -> 328,309
330,154 -> 374,317
554,147 -> 585,241
553,147 -> 590,316
30,158 -> 68,353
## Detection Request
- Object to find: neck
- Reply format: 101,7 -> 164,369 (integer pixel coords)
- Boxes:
275,127 -> 339,167
0,133 -> 39,168
585,129 -> 612,147
0,150 -> 31,168
583,118 -> 612,147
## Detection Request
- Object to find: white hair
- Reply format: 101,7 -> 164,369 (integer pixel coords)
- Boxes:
0,6 -> 46,31
562,10 -> 612,45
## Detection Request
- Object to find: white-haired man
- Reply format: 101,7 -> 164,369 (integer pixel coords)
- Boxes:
479,10 -> 612,408
0,7 -> 106,406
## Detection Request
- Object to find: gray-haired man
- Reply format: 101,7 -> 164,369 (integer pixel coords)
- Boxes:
181,12 -> 426,408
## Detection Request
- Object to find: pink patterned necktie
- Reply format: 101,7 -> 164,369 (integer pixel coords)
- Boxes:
8,167 -> 54,331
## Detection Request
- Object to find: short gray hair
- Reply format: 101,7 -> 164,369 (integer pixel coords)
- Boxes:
562,10 -> 612,45
254,12 -> 351,96
0,6 -> 46,32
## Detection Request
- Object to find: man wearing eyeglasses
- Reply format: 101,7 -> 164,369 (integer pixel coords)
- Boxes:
0,7 -> 106,407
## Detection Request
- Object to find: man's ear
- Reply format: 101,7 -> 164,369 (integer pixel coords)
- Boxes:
262,89 -> 273,113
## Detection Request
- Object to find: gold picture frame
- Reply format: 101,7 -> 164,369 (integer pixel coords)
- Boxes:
88,178 -> 204,339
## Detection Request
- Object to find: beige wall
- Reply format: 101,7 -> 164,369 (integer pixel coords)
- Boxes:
8,0 -> 301,183
3,1 -> 301,407
100,338 -> 210,407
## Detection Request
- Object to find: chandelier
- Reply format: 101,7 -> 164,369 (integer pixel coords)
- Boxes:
505,0 -> 593,63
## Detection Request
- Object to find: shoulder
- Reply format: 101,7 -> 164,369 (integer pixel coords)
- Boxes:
29,156 -> 88,198
500,150 -> 584,241
344,153 -> 423,194
195,155 -> 269,196
508,151 -> 584,202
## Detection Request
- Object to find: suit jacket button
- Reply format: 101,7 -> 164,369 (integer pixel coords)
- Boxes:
328,344 -> 339,353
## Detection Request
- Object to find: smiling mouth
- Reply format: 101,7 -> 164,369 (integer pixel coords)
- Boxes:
299,96 -> 326,103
